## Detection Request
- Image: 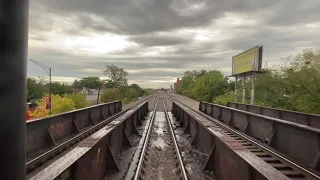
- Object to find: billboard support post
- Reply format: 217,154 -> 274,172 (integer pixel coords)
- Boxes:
250,73 -> 255,105
242,75 -> 246,103
234,76 -> 238,102
230,45 -> 263,104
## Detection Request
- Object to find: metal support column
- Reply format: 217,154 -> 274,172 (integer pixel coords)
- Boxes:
250,73 -> 255,105
242,76 -> 246,103
49,68 -> 52,114
0,0 -> 28,179
234,76 -> 238,102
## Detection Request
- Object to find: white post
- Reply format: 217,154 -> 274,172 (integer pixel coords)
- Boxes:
250,73 -> 255,105
234,76 -> 238,102
242,75 -> 246,103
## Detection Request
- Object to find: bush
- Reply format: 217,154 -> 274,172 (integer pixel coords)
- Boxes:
65,93 -> 90,109
181,89 -> 194,99
31,94 -> 76,119
49,94 -> 76,114
100,88 -> 123,103
214,91 -> 235,106
125,88 -> 139,101
29,107 -> 49,120
122,98 -> 130,104
144,89 -> 152,96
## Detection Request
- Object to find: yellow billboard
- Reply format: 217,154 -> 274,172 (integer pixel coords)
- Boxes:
232,46 -> 261,75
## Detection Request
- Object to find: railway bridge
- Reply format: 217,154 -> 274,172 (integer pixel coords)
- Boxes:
1,1 -> 320,180
5,92 -> 320,180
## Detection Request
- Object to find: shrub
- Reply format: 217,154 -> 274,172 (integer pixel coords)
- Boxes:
100,88 -> 123,103
65,93 -> 90,109
214,91 -> 235,106
144,89 -> 152,96
29,108 -> 49,120
37,94 -> 76,115
125,88 -> 139,101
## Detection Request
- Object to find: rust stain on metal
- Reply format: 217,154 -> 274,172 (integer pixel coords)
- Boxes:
208,127 -> 224,138
236,150 -> 291,180
219,151 -> 243,180
50,121 -> 72,137
208,126 -> 246,150
79,138 -> 100,147
225,141 -> 246,150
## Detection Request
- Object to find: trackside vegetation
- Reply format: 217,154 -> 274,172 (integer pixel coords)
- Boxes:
176,49 -> 320,114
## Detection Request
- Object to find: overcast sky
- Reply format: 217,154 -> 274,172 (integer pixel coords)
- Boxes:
27,0 -> 320,88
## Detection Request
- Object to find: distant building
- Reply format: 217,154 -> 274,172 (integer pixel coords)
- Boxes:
81,87 -> 99,95
81,87 -> 100,104
174,78 -> 181,91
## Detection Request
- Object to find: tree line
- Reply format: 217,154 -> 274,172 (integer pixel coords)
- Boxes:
27,64 -> 151,120
176,49 -> 320,114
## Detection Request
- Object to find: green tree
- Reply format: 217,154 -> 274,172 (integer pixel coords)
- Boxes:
103,79 -> 117,88
73,79 -> 82,93
192,70 -> 228,102
278,49 -> 320,113
253,70 -> 288,108
130,83 -> 144,96
239,49 -> 320,113
174,49 -> 320,114
103,65 -> 129,87
47,82 -> 73,96
27,77 -> 45,101
79,77 -> 102,89
177,71 -> 195,97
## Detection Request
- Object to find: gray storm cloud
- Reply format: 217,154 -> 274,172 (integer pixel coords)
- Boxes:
28,0 -> 320,88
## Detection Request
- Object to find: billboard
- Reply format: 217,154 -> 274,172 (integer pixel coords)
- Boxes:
232,45 -> 263,75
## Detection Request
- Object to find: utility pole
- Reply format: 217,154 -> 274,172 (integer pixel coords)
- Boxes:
49,68 -> 52,113
0,0 -> 29,179
29,59 -> 52,114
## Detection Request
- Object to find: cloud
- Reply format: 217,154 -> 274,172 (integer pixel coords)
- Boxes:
27,0 -> 320,88
129,32 -> 192,47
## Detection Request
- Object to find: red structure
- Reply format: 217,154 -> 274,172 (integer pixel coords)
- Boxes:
174,78 -> 181,90
45,96 -> 50,109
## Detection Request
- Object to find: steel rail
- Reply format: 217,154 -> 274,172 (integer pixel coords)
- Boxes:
163,96 -> 188,180
133,94 -> 188,180
26,96 -> 153,172
133,95 -> 160,180
168,94 -> 320,180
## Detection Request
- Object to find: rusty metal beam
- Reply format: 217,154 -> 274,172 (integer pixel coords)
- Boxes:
201,102 -> 320,173
27,101 -> 149,180
228,102 -> 320,129
26,101 -> 121,170
0,0 -> 29,179
172,102 -> 291,180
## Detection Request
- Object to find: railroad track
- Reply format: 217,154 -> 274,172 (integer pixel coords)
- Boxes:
168,94 -> 320,180
128,94 -> 188,180
26,96 -> 153,173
